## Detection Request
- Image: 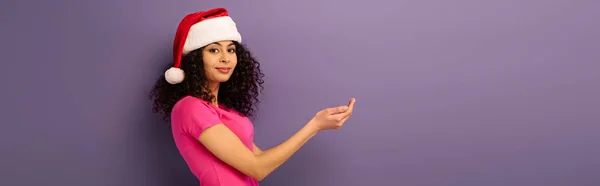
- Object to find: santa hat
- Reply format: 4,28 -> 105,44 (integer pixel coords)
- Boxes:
164,8 -> 242,84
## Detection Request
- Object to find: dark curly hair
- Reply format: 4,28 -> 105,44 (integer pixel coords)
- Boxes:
150,41 -> 265,121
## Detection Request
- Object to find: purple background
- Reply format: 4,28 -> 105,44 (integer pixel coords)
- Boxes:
1,0 -> 599,186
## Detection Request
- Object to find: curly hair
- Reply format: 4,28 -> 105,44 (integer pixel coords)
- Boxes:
150,41 -> 265,121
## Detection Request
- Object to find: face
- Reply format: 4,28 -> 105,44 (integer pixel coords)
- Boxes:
202,40 -> 238,84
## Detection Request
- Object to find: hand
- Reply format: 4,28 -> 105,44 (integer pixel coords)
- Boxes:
309,98 -> 356,131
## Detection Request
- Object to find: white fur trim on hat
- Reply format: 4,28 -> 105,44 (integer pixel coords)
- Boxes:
183,16 -> 242,55
165,67 -> 185,84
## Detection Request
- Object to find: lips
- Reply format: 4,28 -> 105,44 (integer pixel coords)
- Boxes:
216,67 -> 231,74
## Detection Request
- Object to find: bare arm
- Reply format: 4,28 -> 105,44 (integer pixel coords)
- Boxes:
199,122 -> 319,181
253,143 -> 264,155
197,98 -> 355,181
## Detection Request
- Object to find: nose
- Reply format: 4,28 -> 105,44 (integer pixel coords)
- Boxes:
219,53 -> 230,63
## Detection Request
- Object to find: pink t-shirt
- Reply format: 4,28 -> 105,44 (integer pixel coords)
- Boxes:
170,95 -> 259,186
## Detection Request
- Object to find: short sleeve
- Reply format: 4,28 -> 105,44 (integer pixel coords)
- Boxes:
173,97 -> 223,138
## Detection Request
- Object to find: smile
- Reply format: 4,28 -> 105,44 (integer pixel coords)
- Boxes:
216,67 -> 232,73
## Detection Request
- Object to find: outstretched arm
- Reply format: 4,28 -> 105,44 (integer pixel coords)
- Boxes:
179,97 -> 355,181
199,122 -> 319,181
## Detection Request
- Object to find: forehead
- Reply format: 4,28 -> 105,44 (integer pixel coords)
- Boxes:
207,40 -> 235,46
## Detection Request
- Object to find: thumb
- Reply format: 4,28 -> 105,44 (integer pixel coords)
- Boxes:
325,105 -> 349,114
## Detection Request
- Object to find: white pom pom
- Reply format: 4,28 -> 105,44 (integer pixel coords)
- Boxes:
165,67 -> 185,84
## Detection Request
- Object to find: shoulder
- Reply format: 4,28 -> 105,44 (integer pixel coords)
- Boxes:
172,96 -> 218,116
171,96 -> 223,137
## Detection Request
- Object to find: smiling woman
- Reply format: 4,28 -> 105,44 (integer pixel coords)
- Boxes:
149,7 -> 356,186
202,41 -> 238,84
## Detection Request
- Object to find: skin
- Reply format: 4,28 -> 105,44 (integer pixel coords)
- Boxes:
201,40 -> 238,102
198,40 -> 356,181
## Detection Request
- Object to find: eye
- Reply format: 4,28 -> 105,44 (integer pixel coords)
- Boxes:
227,48 -> 236,53
208,48 -> 219,53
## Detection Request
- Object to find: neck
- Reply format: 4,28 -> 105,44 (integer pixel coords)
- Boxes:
208,82 -> 220,106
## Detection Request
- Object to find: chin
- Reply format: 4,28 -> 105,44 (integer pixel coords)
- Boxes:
215,76 -> 233,82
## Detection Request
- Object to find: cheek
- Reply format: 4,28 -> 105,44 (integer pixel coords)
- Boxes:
203,61 -> 213,69
202,61 -> 216,77
202,56 -> 218,69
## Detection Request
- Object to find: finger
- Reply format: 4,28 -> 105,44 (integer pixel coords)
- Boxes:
331,110 -> 352,121
337,99 -> 356,122
339,116 -> 350,125
347,98 -> 356,110
338,109 -> 353,122
324,105 -> 349,115
340,98 -> 356,116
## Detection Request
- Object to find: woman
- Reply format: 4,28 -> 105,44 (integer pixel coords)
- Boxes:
150,7 -> 356,186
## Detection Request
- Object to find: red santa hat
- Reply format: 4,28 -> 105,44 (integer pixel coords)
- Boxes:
165,8 -> 242,84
